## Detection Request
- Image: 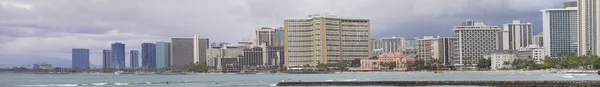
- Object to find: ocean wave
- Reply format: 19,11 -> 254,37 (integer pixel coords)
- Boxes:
55,84 -> 78,87
564,74 -> 573,76
114,82 -> 129,85
21,84 -> 78,87
92,83 -> 107,86
341,79 -> 358,81
562,76 -> 574,78
20,85 -> 50,87
20,80 -> 204,87
574,74 -> 587,76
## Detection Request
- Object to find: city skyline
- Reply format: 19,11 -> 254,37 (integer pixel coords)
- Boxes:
0,0 -> 571,68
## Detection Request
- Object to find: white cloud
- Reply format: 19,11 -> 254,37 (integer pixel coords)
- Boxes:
0,1 -> 33,10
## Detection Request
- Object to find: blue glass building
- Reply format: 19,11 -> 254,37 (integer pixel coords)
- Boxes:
111,43 -> 126,69
155,42 -> 171,68
142,43 -> 156,68
71,48 -> 89,69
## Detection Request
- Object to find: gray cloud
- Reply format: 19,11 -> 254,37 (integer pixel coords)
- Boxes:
0,0 -> 566,66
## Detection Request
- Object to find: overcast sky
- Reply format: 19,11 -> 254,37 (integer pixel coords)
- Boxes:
0,0 -> 570,68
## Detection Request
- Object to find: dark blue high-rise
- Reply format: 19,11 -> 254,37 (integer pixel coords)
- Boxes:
71,48 -> 89,69
111,43 -> 126,69
141,43 -> 156,68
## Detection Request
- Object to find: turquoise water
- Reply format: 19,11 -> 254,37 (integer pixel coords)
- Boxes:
0,72 -> 599,87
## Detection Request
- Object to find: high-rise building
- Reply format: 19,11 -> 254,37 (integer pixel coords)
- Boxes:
156,42 -> 171,68
402,39 -> 418,58
102,49 -> 111,69
130,50 -> 139,68
207,46 -> 243,70
284,13 -> 371,68
171,35 -> 209,67
541,7 -> 578,57
267,46 -> 285,66
453,20 -> 500,65
370,39 -> 383,56
532,33 -> 544,47
564,1 -> 577,8
578,0 -> 600,56
274,27 -> 285,46
71,48 -> 89,69
111,43 -> 125,69
501,20 -> 533,50
439,37 -> 459,65
240,47 -> 264,66
416,36 -> 440,62
141,43 -> 156,68
381,37 -> 404,52
256,27 -> 276,46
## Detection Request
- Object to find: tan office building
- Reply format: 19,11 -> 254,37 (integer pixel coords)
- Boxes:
284,13 -> 371,68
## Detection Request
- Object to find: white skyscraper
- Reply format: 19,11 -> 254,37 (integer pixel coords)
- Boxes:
541,7 -> 578,57
578,0 -> 600,56
453,20 -> 500,65
501,20 -> 533,50
381,37 -> 404,52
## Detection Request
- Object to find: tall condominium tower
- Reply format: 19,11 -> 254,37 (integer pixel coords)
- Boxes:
155,42 -> 171,68
453,20 -> 500,65
564,1 -> 577,8
381,37 -> 404,52
111,43 -> 126,69
256,27 -> 277,46
102,49 -> 111,69
542,7 -> 579,57
284,13 -> 370,68
72,48 -> 89,69
171,35 -> 209,67
439,37 -> 459,65
130,50 -> 139,68
274,27 -> 285,46
578,0 -> 600,56
501,20 -> 533,50
141,43 -> 156,68
416,36 -> 440,61
532,33 -> 544,47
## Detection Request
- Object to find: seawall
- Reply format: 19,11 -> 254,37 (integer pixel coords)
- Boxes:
277,80 -> 600,86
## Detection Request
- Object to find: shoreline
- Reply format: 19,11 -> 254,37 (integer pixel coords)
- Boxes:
2,69 -> 597,75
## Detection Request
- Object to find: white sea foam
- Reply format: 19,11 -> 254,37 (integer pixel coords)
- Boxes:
146,82 -> 152,84
92,83 -> 107,86
562,76 -> 574,78
20,85 -> 50,87
341,79 -> 358,81
325,80 -> 334,81
574,74 -> 587,76
564,74 -> 573,76
114,82 -> 129,85
55,84 -> 78,87
269,84 -> 277,86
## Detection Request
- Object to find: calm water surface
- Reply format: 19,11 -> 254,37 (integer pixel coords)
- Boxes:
0,72 -> 598,87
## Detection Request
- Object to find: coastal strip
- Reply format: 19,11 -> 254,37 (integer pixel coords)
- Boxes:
277,80 -> 600,86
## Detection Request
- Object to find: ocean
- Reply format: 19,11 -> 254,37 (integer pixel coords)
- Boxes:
0,72 -> 598,87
